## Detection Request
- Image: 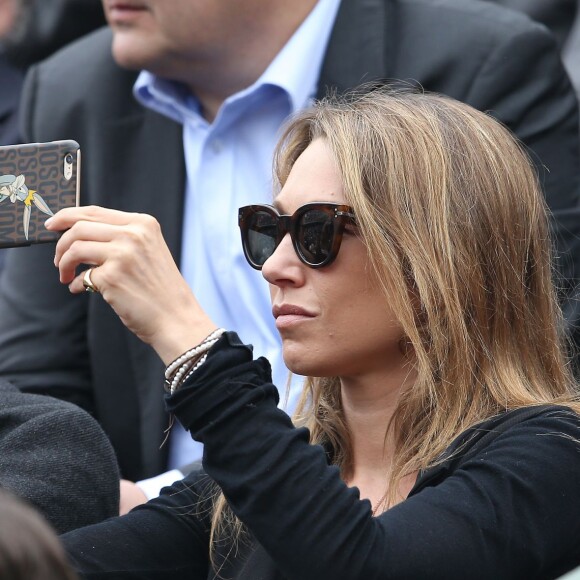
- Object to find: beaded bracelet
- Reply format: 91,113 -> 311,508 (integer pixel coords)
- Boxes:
164,328 -> 225,395
164,328 -> 225,379
167,342 -> 219,395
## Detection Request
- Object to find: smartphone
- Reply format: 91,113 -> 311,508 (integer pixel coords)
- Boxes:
0,140 -> 80,248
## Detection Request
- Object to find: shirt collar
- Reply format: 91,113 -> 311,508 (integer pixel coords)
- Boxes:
133,0 -> 341,123
133,72 -> 200,125
255,0 -> 341,113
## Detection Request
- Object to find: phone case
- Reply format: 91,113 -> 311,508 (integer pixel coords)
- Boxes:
0,140 -> 80,248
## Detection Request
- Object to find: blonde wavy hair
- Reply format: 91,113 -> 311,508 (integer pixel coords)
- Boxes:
209,88 -> 579,563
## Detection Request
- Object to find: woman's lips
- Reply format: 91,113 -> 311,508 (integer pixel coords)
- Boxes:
272,304 -> 316,329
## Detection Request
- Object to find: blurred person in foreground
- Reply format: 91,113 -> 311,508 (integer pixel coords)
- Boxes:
0,489 -> 77,580
48,89 -> 580,579
0,378 -> 120,533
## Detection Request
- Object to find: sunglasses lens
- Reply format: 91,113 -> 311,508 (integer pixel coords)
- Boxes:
245,210 -> 278,267
297,209 -> 335,265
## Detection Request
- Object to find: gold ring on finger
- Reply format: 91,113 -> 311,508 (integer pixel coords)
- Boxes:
83,268 -> 99,294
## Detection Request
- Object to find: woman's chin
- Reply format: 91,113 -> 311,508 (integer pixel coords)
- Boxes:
282,348 -> 311,377
282,345 -> 331,378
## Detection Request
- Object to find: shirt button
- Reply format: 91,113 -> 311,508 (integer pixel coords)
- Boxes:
211,139 -> 223,154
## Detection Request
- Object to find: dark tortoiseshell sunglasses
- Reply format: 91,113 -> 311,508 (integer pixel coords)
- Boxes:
238,202 -> 356,270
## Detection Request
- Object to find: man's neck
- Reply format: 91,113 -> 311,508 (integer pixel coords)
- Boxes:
182,1 -> 319,121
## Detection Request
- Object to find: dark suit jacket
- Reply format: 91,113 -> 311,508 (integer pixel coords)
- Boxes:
0,0 -> 578,480
0,380 -> 119,533
0,55 -> 24,146
484,0 -> 577,48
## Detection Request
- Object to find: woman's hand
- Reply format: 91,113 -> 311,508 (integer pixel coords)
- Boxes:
46,206 -> 218,364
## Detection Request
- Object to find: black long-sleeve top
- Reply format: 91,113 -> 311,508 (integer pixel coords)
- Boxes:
62,332 -> 580,579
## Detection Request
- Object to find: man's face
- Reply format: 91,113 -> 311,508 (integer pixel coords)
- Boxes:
0,0 -> 18,38
101,0 -> 247,79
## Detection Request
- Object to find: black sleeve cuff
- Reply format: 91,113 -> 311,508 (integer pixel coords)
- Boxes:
164,331 -> 279,441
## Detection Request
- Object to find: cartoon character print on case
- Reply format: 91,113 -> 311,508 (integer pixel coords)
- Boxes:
0,141 -> 79,248
0,174 -> 54,239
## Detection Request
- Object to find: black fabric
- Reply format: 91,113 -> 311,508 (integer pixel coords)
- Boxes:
61,333 -> 580,579
0,55 -> 24,146
0,0 -> 579,481
482,0 -> 577,48
0,380 -> 120,533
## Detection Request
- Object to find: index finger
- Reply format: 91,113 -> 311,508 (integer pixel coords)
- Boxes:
45,205 -> 139,231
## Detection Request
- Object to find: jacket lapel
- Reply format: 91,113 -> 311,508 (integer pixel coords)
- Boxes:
317,0 -> 390,97
101,106 -> 186,475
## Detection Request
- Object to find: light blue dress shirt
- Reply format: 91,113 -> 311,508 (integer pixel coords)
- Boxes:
133,0 -> 341,482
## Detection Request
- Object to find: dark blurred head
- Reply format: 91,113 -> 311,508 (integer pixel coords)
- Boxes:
1,0 -> 106,68
0,490 -> 78,580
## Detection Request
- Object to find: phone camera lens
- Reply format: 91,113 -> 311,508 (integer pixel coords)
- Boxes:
65,153 -> 74,164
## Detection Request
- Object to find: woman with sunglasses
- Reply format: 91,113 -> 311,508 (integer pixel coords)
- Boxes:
46,89 -> 580,579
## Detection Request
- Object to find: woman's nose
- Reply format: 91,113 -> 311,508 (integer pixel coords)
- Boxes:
261,233 -> 305,287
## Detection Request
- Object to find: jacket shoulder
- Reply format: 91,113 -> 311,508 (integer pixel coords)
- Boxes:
395,0 -> 549,38
32,26 -> 134,92
0,379 -> 120,533
22,26 -> 140,140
